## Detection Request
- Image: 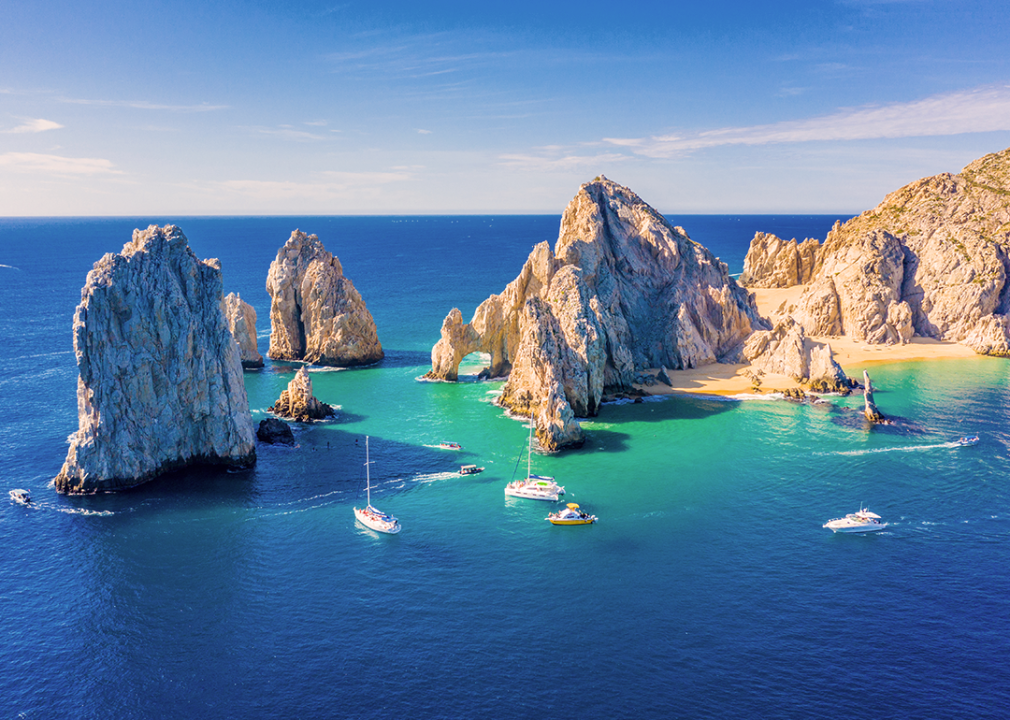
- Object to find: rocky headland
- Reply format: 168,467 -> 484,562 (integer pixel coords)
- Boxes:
426,176 -> 768,450
266,230 -> 383,366
741,147 -> 1010,356
269,366 -> 336,422
55,225 -> 256,493
223,292 -> 264,368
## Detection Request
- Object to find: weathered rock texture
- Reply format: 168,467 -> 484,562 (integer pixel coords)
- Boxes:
742,147 -> 1010,354
269,367 -> 336,422
742,317 -> 851,393
266,230 -> 383,366
426,176 -> 765,450
862,370 -> 886,424
739,233 -> 819,288
223,292 -> 264,368
55,225 -> 256,493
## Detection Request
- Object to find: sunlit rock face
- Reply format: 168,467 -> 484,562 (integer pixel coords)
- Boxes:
266,230 -> 383,366
427,176 -> 765,450
55,225 -> 256,493
223,292 -> 264,368
742,146 -> 1010,355
269,366 -> 335,422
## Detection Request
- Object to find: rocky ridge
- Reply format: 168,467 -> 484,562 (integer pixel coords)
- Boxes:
223,292 -> 264,368
427,176 -> 766,450
266,230 -> 383,366
742,147 -> 1010,355
55,225 -> 256,493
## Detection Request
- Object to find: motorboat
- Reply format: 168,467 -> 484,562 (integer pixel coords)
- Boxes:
504,418 -> 565,501
823,507 -> 886,533
353,437 -> 401,535
547,503 -> 597,525
438,442 -> 461,450
955,434 -> 980,447
459,464 -> 484,476
9,489 -> 31,505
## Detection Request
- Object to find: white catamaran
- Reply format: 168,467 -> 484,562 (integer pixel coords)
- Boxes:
504,416 -> 565,501
353,437 -> 401,534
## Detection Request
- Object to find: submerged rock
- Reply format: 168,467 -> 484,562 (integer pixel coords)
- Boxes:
55,225 -> 256,493
223,292 -> 264,368
269,366 -> 336,422
256,418 -> 295,445
426,176 -> 764,450
266,230 -> 383,366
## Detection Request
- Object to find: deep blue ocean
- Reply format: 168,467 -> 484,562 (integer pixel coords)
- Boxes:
3,214 -> 1010,719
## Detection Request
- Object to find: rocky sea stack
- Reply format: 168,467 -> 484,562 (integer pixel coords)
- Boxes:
55,225 -> 256,494
266,230 -> 383,366
427,176 -> 766,450
223,292 -> 264,368
269,366 -> 336,422
742,146 -> 1010,355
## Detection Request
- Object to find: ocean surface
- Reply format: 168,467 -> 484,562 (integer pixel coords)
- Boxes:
3,215 -> 1010,719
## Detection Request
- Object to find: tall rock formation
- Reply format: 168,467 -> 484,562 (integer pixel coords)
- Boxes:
269,367 -> 336,422
741,147 -> 1010,354
862,370 -> 886,424
426,176 -> 766,449
742,317 -> 850,393
739,233 -> 819,288
55,225 -> 256,493
266,230 -> 383,366
223,292 -> 264,368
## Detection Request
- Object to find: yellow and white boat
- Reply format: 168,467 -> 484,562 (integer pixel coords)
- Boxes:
546,503 -> 597,526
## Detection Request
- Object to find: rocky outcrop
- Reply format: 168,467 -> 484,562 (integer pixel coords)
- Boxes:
739,233 -> 819,288
223,292 -> 263,368
742,317 -> 851,393
862,370 -> 886,424
266,230 -> 383,366
743,147 -> 1010,354
55,225 -> 256,493
269,367 -> 336,422
256,418 -> 295,445
427,176 -> 765,449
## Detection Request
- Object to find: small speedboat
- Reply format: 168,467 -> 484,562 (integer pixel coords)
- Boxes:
438,442 -> 462,450
955,434 -> 980,447
505,475 -> 565,501
459,464 -> 484,476
9,489 -> 31,505
823,507 -> 886,533
547,503 -> 597,525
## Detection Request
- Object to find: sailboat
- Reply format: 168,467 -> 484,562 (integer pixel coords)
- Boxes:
504,416 -> 565,501
353,437 -> 401,534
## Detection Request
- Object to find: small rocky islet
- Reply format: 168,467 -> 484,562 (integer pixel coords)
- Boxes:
54,145 -> 1010,491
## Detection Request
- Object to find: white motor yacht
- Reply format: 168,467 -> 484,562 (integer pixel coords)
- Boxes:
823,507 -> 886,533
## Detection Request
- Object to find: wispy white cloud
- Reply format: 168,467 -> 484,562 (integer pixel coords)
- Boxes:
211,170 -> 413,202
603,85 -> 1010,158
0,152 -> 121,175
417,129 -> 433,135
242,125 -> 327,141
498,152 -> 630,172
60,98 -> 227,112
1,118 -> 63,134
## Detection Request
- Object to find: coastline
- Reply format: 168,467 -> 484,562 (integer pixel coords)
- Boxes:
635,285 -> 979,398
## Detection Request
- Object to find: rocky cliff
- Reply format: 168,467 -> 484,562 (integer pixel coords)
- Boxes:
266,230 -> 383,366
269,366 -> 336,422
223,292 -> 264,368
741,147 -> 1010,354
427,176 -> 766,449
55,225 -> 256,493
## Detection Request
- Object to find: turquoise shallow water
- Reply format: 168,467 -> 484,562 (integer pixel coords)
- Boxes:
3,216 -> 1010,718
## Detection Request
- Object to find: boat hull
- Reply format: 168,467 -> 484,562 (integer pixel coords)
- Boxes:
354,507 -> 401,534
505,487 -> 560,501
824,522 -> 887,533
547,517 -> 597,525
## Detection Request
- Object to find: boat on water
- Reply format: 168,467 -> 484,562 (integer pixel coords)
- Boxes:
504,417 -> 565,501
353,437 -> 401,535
955,434 -> 980,446
547,503 -> 597,525
823,507 -> 886,533
459,464 -> 484,475
9,489 -> 31,505
438,442 -> 462,450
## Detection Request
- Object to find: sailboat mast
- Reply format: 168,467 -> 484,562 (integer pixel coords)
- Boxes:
365,436 -> 371,507
528,414 -> 533,479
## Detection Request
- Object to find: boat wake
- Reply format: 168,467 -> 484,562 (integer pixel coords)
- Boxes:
815,441 -> 960,457
411,471 -> 460,484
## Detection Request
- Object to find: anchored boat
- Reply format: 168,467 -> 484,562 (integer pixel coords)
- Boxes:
823,507 -> 886,533
547,503 -> 597,526
504,417 -> 565,502
353,437 -> 401,535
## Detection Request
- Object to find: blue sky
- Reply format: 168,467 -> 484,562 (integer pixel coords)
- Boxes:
2,0 -> 1010,215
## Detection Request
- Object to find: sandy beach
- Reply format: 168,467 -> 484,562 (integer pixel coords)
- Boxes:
636,285 -> 978,397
